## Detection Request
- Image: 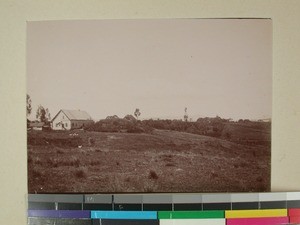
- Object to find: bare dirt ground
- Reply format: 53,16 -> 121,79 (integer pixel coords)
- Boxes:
28,129 -> 270,193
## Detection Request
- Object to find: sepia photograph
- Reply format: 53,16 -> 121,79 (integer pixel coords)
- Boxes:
27,19 -> 272,193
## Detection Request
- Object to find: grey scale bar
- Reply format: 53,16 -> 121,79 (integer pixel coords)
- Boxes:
231,193 -> 259,202
172,194 -> 202,203
114,195 -> 143,204
287,192 -> 300,200
260,201 -> 287,209
28,194 -> 84,203
142,194 -> 172,203
84,195 -> 113,204
26,192 -> 300,209
202,194 -> 231,203
259,192 -> 287,201
28,217 -> 92,225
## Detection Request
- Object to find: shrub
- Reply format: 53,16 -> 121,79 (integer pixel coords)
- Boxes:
239,162 -> 248,168
165,163 -> 176,167
75,167 -> 87,178
162,156 -> 172,162
69,156 -> 80,167
28,155 -> 33,164
143,181 -> 159,192
211,171 -> 218,178
31,168 -> 43,178
47,156 -> 81,168
88,137 -> 95,146
148,170 -> 158,180
47,158 -> 59,167
90,160 -> 100,166
127,126 -> 144,133
256,176 -> 263,182
56,149 -> 64,154
33,156 -> 42,165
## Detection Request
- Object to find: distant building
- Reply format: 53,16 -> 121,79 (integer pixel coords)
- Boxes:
51,109 -> 94,130
28,121 -> 44,131
258,118 -> 271,123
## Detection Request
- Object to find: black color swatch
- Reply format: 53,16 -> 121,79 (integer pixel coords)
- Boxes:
113,203 -> 142,211
174,203 -> 203,211
28,218 -> 92,225
28,202 -> 56,210
58,203 -> 83,210
83,204 -> 113,210
232,202 -> 259,210
142,204 -> 172,211
260,201 -> 287,209
287,200 -> 300,208
100,219 -> 159,225
203,203 -> 231,210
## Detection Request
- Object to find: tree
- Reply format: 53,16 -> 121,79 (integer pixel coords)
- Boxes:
134,108 -> 141,120
36,105 -> 51,123
46,108 -> 51,122
27,94 -> 32,117
184,107 -> 188,122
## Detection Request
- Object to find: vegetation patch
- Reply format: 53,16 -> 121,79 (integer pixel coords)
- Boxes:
27,128 -> 270,193
28,131 -> 83,148
75,167 -> 87,178
148,170 -> 159,180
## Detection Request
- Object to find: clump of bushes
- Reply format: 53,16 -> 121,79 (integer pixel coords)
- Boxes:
56,149 -> 64,154
75,167 -> 87,178
86,116 -> 153,134
47,158 -> 59,167
165,163 -> 176,167
28,132 -> 83,148
88,137 -> 95,146
256,176 -> 263,182
210,171 -> 218,178
89,159 -> 100,166
148,170 -> 159,180
47,156 -> 80,168
69,156 -> 80,167
31,168 -> 44,178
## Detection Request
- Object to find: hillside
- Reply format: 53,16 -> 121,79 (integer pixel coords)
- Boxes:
28,129 -> 270,193
221,122 -> 271,146
86,117 -> 271,146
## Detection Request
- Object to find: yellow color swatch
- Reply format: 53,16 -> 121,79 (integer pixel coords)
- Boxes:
225,209 -> 287,218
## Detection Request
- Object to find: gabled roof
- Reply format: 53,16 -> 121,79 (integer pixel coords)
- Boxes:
52,109 -> 93,122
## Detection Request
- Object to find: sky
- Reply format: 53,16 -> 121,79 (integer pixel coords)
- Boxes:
27,19 -> 272,121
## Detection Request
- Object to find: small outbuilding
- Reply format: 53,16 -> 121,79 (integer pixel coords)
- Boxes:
28,121 -> 44,131
51,109 -> 94,130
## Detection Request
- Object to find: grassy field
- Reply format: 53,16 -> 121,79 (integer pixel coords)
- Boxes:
28,128 -> 270,193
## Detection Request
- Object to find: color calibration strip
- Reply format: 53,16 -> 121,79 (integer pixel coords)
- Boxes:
28,192 -> 300,225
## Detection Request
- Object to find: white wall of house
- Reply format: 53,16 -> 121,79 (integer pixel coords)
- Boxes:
32,127 -> 43,131
51,111 -> 72,130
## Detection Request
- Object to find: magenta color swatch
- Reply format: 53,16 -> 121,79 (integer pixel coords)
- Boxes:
226,217 -> 289,225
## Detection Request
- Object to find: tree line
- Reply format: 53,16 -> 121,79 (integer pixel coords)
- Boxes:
27,94 -> 51,123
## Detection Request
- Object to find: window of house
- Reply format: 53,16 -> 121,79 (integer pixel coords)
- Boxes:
65,123 -> 68,127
